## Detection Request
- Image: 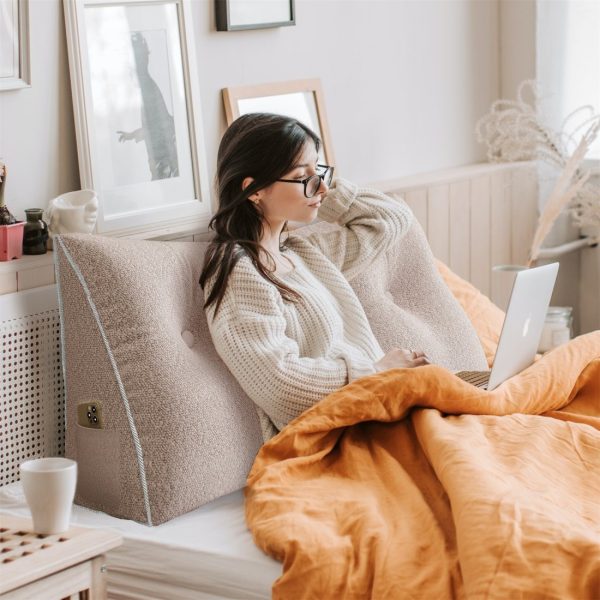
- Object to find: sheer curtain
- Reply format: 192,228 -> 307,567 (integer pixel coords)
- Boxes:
536,0 -> 600,160
531,1 -> 600,333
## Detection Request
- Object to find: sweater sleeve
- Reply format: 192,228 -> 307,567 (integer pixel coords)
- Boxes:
205,264 -> 375,431
305,177 -> 413,280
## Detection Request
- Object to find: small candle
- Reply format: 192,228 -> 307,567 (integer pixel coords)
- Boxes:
538,307 -> 573,353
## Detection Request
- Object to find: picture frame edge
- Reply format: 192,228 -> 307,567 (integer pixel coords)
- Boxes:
215,0 -> 295,32
221,77 -> 336,167
62,0 -> 213,237
0,0 -> 31,91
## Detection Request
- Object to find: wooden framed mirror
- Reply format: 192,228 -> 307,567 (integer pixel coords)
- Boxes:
222,78 -> 336,167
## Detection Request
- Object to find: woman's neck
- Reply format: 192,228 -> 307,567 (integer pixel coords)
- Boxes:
258,220 -> 295,273
259,221 -> 285,257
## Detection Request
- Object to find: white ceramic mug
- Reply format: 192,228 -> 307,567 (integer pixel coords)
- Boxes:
20,457 -> 77,534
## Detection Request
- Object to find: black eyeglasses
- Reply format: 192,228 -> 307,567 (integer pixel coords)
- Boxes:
276,164 -> 334,198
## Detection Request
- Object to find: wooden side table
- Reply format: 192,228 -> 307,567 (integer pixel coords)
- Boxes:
0,514 -> 122,600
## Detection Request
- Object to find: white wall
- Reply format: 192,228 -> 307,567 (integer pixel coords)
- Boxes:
536,0 -> 600,160
0,0 -> 79,221
0,0 -> 499,221
499,0 -> 535,100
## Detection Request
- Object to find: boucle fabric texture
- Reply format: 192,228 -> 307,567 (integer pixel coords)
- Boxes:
55,234 -> 264,526
348,218 -> 489,374
205,178 -> 487,441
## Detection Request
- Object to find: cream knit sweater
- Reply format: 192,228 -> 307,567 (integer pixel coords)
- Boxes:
205,178 -> 413,441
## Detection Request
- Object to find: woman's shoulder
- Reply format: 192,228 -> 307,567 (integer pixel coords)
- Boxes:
225,250 -> 274,287
222,249 -> 282,300
205,255 -> 283,325
204,245 -> 274,292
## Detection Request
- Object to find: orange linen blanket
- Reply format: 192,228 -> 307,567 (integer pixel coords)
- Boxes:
245,266 -> 600,599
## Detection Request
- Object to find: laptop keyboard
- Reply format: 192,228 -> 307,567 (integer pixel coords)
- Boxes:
455,371 -> 490,389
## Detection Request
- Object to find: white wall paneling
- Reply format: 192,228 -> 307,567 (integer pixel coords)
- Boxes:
448,180 -> 470,282
427,185 -> 451,266
510,167 -> 538,266
403,189 -> 427,231
372,161 -> 538,306
469,176 -> 491,295
489,168 -> 512,302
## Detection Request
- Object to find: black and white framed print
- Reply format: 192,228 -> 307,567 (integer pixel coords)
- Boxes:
63,0 -> 211,236
216,0 -> 295,32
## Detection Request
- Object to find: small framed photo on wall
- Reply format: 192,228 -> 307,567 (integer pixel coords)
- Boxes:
216,0 -> 295,32
63,0 -> 212,237
222,78 -> 335,167
0,0 -> 31,91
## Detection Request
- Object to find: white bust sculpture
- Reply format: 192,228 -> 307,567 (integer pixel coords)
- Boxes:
46,190 -> 98,236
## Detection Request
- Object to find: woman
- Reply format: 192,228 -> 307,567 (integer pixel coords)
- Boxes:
200,113 -> 429,441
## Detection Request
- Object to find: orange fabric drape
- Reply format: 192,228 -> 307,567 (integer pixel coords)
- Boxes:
245,263 -> 600,599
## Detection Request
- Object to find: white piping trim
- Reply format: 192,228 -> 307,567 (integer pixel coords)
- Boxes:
55,236 -> 153,526
53,245 -> 68,419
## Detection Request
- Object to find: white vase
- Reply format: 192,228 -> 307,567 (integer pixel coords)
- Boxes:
45,189 -> 98,237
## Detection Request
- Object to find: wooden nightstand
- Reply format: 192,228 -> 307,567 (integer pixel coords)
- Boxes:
0,514 -> 122,599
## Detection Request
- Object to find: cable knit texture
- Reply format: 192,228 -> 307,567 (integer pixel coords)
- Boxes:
205,178 -> 413,440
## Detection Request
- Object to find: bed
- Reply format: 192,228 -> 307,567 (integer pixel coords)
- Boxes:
0,482 -> 280,599
3,160 -> 597,599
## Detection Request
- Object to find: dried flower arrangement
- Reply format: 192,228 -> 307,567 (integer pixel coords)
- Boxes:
475,80 -> 600,265
0,160 -> 18,225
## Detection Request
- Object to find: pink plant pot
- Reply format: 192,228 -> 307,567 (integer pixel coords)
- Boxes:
0,221 -> 25,261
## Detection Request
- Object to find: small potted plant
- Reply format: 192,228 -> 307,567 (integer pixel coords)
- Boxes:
0,160 -> 25,261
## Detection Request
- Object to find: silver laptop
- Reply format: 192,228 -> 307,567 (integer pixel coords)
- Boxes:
456,262 -> 559,391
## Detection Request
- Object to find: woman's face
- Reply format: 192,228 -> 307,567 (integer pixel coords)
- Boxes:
252,142 -> 329,227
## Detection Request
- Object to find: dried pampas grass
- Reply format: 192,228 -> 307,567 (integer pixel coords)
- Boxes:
475,80 -> 566,168
528,120 -> 598,265
476,80 -> 600,257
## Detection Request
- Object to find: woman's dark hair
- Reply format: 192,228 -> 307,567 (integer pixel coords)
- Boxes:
199,112 -> 321,315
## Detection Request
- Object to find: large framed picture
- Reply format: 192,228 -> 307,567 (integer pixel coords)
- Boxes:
215,0 -> 295,32
63,0 -> 211,237
0,0 -> 31,91
222,78 -> 335,167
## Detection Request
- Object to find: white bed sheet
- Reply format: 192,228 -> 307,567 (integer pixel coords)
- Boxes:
0,482 -> 281,600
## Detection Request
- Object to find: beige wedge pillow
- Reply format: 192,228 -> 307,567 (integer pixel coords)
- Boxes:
55,234 -> 264,526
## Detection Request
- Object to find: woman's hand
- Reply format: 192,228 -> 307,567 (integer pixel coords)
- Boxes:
374,348 -> 431,372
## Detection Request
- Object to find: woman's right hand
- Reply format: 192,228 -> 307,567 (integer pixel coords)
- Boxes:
373,348 -> 431,372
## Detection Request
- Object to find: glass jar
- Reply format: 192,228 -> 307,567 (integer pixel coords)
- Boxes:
22,208 -> 49,255
538,306 -> 573,353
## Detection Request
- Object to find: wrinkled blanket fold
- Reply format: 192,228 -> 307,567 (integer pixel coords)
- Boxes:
245,331 -> 600,599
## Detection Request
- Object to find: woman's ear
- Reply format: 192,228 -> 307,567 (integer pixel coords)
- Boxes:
242,177 -> 260,204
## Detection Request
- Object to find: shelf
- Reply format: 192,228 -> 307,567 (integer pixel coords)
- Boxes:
0,252 -> 54,274
0,219 -> 211,275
